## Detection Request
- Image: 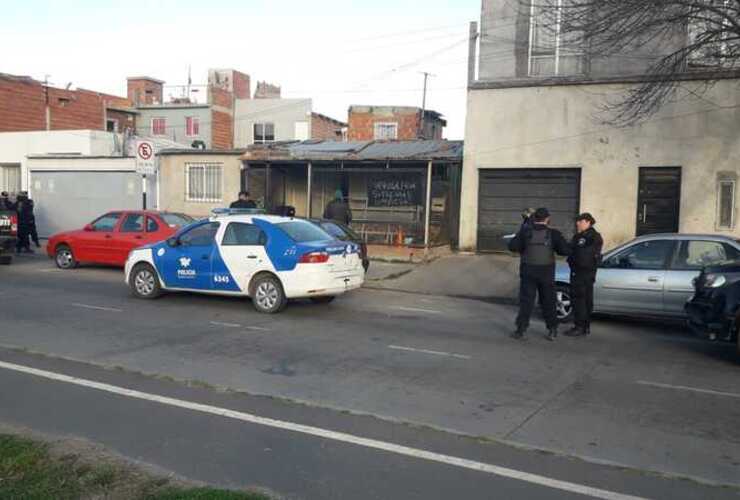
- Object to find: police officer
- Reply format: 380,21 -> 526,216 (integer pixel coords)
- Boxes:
565,213 -> 603,337
15,192 -> 34,254
508,208 -> 571,341
0,192 -> 15,211
324,189 -> 352,225
230,191 -> 257,209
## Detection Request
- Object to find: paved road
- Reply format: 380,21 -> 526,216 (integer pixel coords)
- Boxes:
0,349 -> 736,500
1,256 -> 739,497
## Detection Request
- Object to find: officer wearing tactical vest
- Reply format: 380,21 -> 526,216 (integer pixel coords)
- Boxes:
508,208 -> 571,341
564,213 -> 603,337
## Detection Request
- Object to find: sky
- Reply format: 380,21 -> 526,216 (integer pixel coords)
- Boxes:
1,0 -> 482,139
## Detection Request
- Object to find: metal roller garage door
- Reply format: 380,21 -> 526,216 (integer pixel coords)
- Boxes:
477,169 -> 581,252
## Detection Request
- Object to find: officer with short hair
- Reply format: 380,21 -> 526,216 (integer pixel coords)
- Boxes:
565,213 -> 603,337
508,208 -> 571,341
230,191 -> 257,209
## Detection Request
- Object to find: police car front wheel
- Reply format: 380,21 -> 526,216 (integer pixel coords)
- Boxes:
251,275 -> 287,314
130,264 -> 162,300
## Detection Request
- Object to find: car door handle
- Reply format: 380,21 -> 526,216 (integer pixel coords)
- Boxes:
247,255 -> 258,259
134,236 -> 143,240
648,276 -> 661,283
105,234 -> 112,239
201,255 -> 209,260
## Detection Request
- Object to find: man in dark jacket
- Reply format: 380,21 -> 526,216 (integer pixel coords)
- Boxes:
15,192 -> 34,254
230,191 -> 257,209
508,208 -> 571,341
565,213 -> 603,337
324,189 -> 352,225
0,192 -> 15,211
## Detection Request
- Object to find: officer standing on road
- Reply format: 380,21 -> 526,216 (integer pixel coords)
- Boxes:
230,191 -> 257,210
565,213 -> 603,337
15,192 -> 34,254
508,208 -> 571,341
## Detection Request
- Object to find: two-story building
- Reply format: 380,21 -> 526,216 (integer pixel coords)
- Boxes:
460,0 -> 740,251
348,105 -> 446,141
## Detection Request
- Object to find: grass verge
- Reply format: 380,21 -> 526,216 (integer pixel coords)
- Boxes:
0,434 -> 269,500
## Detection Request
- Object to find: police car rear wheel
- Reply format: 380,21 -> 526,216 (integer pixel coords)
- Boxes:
555,285 -> 574,323
55,245 -> 77,270
252,276 -> 286,314
131,264 -> 161,299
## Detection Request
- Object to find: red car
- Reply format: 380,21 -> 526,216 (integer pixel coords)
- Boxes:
47,211 -> 193,269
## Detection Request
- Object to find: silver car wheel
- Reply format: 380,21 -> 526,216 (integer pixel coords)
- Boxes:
134,269 -> 156,297
556,290 -> 572,320
56,249 -> 74,269
256,281 -> 279,310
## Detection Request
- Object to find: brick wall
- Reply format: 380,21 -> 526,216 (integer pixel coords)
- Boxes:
105,109 -> 136,134
211,110 -> 233,149
311,113 -> 345,141
127,78 -> 163,106
209,86 -> 233,109
347,109 -> 421,141
0,75 -> 46,132
232,71 -> 251,100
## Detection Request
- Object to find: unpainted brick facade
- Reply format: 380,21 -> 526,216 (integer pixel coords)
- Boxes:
347,106 -> 446,141
311,113 -> 346,141
127,78 -> 164,106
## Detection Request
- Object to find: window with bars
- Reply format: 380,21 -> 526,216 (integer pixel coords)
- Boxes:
186,163 -> 223,203
529,0 -> 585,77
186,116 -> 200,137
253,123 -> 275,144
718,180 -> 736,229
151,117 -> 166,136
0,164 -> 21,194
374,122 -> 398,140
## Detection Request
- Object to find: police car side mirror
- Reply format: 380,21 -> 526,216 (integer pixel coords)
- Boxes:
167,237 -> 180,248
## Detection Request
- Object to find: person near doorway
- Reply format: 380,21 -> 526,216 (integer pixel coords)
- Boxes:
565,213 -> 603,337
508,208 -> 571,341
15,192 -> 35,254
0,192 -> 16,211
323,189 -> 352,225
230,191 -> 257,209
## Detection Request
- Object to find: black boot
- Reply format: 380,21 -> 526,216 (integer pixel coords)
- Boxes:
545,327 -> 558,342
564,326 -> 587,337
511,326 -> 527,341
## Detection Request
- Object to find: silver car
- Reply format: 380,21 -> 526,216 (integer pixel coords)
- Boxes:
554,234 -> 740,322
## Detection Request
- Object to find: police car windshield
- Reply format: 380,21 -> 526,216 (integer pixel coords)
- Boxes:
278,221 -> 333,243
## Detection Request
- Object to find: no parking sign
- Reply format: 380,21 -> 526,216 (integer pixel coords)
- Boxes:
135,140 -> 156,175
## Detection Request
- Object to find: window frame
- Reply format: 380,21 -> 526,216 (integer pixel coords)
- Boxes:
185,162 -> 224,203
120,213 -> 145,233
527,0 -> 585,77
90,212 -> 123,233
604,240 -> 675,271
717,179 -> 736,230
179,222 -> 220,247
373,122 -> 399,140
185,116 -> 200,137
670,240 -> 739,271
151,117 -> 166,136
221,222 -> 267,247
253,122 -> 276,144
146,216 -> 160,233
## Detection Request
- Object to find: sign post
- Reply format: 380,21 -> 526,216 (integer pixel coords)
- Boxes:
135,140 -> 156,210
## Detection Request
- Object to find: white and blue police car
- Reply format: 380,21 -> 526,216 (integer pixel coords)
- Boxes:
124,210 -> 365,313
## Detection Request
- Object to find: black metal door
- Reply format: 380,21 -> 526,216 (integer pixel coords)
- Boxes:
637,167 -> 681,236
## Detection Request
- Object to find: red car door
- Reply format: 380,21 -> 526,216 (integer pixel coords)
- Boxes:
112,212 -> 147,266
74,212 -> 123,264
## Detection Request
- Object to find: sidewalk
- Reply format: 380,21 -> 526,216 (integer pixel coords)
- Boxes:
366,253 -> 519,302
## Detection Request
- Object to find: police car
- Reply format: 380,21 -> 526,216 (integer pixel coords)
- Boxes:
124,210 -> 365,313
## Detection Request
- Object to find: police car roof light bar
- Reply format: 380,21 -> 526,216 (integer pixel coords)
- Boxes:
211,208 -> 267,216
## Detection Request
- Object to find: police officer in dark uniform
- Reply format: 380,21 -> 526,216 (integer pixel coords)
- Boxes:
230,191 -> 257,209
508,208 -> 571,341
565,213 -> 603,337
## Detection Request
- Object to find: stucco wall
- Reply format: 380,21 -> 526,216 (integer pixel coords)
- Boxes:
158,153 -> 242,217
234,98 -> 312,147
136,106 -> 212,148
460,79 -> 740,251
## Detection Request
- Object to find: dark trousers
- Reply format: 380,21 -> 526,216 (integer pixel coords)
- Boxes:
571,271 -> 596,329
516,265 -> 558,331
16,223 -> 30,251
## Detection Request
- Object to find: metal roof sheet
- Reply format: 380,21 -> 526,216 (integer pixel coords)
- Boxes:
243,140 -> 463,162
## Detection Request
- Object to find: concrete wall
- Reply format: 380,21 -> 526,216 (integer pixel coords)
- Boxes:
158,153 -> 242,217
460,79 -> 740,251
234,98 -> 312,147
0,130 -> 119,192
478,0 -> 686,81
135,106 -> 212,149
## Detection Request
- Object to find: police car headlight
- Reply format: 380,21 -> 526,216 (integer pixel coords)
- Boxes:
704,274 -> 727,288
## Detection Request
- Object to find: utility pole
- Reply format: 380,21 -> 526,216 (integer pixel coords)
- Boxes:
418,72 -> 435,139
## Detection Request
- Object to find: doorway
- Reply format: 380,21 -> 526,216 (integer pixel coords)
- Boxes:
637,167 -> 681,236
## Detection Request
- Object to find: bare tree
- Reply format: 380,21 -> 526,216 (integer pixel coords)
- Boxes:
519,0 -> 740,125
